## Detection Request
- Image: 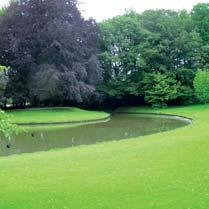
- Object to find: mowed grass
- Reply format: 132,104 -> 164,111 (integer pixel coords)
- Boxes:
0,104 -> 209,209
6,107 -> 109,124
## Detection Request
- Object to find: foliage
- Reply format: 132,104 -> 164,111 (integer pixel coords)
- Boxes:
0,7 -> 6,16
31,64 -> 61,104
99,9 -> 205,107
0,65 -> 9,106
1,2 -> 209,107
194,70 -> 209,103
0,65 -> 20,137
143,72 -> 180,107
0,0 -> 103,106
0,109 -> 21,140
100,10 -> 204,76
171,68 -> 195,104
192,3 -> 209,44
0,65 -> 8,71
99,12 -> 145,81
192,3 -> 209,66
177,85 -> 194,104
139,10 -> 204,71
98,77 -> 141,100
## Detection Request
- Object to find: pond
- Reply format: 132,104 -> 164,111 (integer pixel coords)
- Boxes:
0,113 -> 191,156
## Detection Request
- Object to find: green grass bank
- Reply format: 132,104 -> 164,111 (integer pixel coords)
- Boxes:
0,104 -> 209,209
6,107 -> 109,124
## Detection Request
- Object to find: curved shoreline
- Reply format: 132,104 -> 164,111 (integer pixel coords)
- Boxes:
16,111 -> 192,127
16,115 -> 111,126
115,111 -> 193,124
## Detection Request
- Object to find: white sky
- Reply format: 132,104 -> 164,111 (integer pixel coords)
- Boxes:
0,0 -> 209,21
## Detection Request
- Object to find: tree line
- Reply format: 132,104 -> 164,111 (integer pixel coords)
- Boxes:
0,0 -> 209,108
99,5 -> 209,107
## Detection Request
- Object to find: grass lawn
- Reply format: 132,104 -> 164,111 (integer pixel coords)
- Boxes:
6,107 -> 109,124
0,104 -> 209,209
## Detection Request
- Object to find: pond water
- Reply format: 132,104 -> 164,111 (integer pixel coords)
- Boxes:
0,113 -> 191,156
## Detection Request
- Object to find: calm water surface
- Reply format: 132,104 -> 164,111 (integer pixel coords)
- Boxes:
0,114 -> 190,156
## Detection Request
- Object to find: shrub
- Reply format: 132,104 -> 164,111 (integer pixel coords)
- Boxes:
0,109 -> 21,140
143,72 -> 180,108
194,70 -> 209,103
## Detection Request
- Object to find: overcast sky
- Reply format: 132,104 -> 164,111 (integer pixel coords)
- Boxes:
0,0 -> 208,21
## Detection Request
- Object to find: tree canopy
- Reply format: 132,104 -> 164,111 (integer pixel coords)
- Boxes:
1,2 -> 209,108
0,0 -> 103,106
98,9 -> 207,107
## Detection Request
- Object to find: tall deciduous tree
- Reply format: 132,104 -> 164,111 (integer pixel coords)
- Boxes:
139,10 -> 204,72
192,3 -> 209,44
192,3 -> 209,65
100,12 -> 145,81
99,10 -> 205,107
0,0 -> 103,106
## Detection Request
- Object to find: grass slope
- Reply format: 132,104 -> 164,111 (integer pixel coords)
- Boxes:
6,107 -> 109,124
0,104 -> 209,209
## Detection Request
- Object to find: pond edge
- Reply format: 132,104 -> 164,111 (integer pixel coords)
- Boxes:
16,115 -> 111,126
115,112 -> 192,124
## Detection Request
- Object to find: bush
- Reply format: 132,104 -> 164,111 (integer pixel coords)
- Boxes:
143,72 -> 180,108
0,109 -> 21,140
177,85 -> 195,104
194,70 -> 209,103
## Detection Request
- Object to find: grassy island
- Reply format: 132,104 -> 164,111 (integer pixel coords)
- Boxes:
6,107 -> 109,124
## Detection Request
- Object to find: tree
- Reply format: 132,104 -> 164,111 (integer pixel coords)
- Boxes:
143,72 -> 180,108
194,70 -> 209,103
192,3 -> 209,65
99,10 -> 204,106
0,0 -> 103,106
99,12 -> 148,104
99,12 -> 146,81
192,3 -> 209,44
0,67 -> 22,140
172,68 -> 195,104
31,64 -> 61,104
139,10 -> 204,72
98,77 -> 140,100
